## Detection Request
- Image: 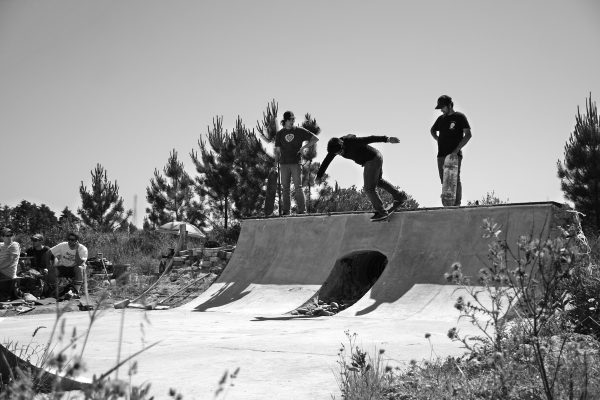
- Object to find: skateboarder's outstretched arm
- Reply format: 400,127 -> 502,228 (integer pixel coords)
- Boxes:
350,135 -> 396,146
316,152 -> 336,180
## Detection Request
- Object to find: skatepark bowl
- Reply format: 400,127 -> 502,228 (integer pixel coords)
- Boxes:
0,202 -> 570,399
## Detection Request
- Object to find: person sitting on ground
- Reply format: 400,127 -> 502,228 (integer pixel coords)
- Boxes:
0,228 -> 20,300
25,233 -> 55,274
316,134 -> 406,221
0,228 -> 20,280
49,232 -> 88,296
24,233 -> 55,297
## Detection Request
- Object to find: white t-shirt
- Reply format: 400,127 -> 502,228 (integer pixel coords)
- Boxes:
0,241 -> 20,278
50,242 -> 88,267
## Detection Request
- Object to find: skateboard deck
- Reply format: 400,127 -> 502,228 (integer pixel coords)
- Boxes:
371,202 -> 403,222
441,154 -> 459,207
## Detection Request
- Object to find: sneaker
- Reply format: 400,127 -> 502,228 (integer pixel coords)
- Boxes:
370,211 -> 389,221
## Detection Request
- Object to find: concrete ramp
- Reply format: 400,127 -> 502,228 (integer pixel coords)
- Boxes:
183,202 -> 568,316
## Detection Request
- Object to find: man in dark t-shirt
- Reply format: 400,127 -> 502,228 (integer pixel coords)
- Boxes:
25,233 -> 55,273
430,95 -> 472,206
316,134 -> 406,221
274,111 -> 319,215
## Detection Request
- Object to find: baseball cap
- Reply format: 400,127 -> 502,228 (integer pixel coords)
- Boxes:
435,95 -> 452,109
31,233 -> 44,241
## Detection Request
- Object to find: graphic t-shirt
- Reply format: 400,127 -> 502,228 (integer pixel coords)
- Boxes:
431,112 -> 471,157
275,127 -> 313,164
0,242 -> 20,279
50,242 -> 88,267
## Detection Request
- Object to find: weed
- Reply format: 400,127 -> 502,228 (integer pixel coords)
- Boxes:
332,331 -> 394,400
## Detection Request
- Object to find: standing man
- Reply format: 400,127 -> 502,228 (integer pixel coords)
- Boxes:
430,95 -> 472,206
0,228 -> 20,280
49,232 -> 88,296
274,111 -> 319,215
316,134 -> 406,221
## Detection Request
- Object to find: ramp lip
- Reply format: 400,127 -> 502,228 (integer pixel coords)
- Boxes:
243,201 -> 565,220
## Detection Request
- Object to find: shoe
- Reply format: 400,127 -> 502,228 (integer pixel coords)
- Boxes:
370,211 -> 389,221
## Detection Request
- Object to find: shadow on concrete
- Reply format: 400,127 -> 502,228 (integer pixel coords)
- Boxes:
192,282 -> 250,311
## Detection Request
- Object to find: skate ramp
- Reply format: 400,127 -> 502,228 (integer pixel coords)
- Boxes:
184,202 -> 568,316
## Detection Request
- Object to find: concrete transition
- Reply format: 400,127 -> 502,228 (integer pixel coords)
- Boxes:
183,202 -> 569,318
1,202 -> 571,399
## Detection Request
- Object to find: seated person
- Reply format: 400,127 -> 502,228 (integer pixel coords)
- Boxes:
21,233 -> 56,297
25,233 -> 55,274
0,228 -> 21,299
49,232 -> 88,296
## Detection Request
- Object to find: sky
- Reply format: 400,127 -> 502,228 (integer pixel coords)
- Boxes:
1,0 -> 599,226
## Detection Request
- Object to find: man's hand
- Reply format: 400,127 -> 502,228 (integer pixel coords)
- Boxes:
388,137 -> 400,144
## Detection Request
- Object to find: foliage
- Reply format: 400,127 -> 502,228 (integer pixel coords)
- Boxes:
78,164 -> 132,232
192,114 -> 275,225
256,100 -> 279,216
333,331 -> 395,400
557,94 -> 600,234
467,190 -> 509,206
146,149 -> 203,228
440,215 -> 600,399
0,201 -> 58,236
229,117 -> 272,219
300,114 -> 324,213
59,206 -> 80,225
312,184 -> 419,213
191,117 -> 237,230
256,99 -> 279,144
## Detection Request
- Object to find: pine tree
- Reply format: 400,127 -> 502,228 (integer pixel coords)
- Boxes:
10,201 -> 58,234
146,149 -> 201,228
256,100 -> 279,216
78,164 -> 132,231
230,117 -> 272,218
191,117 -> 237,229
0,205 -> 11,229
557,94 -> 600,232
301,113 -> 322,213
59,207 -> 80,225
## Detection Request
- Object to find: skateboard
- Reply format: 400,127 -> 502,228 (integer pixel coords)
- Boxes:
441,154 -> 459,207
371,201 -> 403,222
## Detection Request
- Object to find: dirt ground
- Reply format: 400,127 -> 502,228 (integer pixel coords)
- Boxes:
0,266 -> 219,318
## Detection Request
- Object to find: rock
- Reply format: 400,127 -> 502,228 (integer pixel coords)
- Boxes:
290,310 -> 299,315
330,302 -> 339,310
296,308 -> 308,315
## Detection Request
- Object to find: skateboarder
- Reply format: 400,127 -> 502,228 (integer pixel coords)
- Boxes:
430,95 -> 472,206
274,111 -> 319,215
316,134 -> 406,221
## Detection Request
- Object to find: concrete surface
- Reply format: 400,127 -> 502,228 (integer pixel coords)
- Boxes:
0,202 -> 567,399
